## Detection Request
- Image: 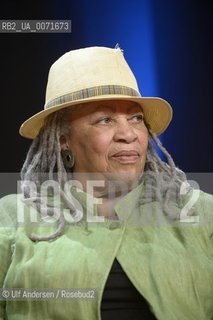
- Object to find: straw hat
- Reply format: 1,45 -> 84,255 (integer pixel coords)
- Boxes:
19,46 -> 173,139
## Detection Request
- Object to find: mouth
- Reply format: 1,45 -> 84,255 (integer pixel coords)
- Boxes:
111,150 -> 140,164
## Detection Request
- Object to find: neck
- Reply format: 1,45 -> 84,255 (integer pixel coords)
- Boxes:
71,172 -> 142,219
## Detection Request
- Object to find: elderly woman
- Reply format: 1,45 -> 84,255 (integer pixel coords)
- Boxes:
0,46 -> 212,320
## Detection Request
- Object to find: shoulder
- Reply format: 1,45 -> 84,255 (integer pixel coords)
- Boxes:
0,194 -> 22,229
194,189 -> 213,212
0,193 -> 18,207
198,189 -> 213,205
196,190 -> 213,224
0,194 -> 20,216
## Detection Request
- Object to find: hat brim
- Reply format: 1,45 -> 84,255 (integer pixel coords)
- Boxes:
19,95 -> 173,139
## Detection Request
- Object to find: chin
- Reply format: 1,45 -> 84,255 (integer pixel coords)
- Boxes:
104,169 -> 143,184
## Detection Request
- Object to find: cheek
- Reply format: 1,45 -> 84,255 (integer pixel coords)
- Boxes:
138,131 -> 149,151
90,133 -> 112,156
70,128 -> 112,158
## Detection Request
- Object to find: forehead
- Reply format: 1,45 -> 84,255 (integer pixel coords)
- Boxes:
68,100 -> 143,119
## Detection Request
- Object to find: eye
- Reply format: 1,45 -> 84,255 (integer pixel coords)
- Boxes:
96,117 -> 112,125
129,114 -> 144,123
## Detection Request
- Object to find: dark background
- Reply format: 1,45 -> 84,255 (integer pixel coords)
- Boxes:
0,0 -> 212,176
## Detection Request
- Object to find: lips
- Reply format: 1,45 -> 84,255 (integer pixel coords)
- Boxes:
111,150 -> 140,164
113,150 -> 139,157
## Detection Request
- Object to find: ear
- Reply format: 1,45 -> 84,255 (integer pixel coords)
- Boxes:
59,135 -> 69,151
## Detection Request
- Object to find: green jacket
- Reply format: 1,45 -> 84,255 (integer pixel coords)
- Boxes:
0,184 -> 213,320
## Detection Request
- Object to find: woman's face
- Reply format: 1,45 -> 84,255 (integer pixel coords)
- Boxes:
63,100 -> 149,182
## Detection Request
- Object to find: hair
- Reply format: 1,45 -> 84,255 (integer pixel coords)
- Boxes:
20,105 -> 188,242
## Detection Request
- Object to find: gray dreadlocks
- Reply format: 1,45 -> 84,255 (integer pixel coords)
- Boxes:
20,107 -> 187,241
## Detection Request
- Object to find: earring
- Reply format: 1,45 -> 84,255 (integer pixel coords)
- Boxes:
61,149 -> 75,168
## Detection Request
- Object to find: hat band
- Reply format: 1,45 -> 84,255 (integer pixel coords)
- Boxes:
45,85 -> 141,109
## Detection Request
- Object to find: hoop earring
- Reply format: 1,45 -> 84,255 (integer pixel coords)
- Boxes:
61,149 -> 75,168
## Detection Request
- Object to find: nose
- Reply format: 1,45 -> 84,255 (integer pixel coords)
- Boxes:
113,119 -> 137,143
